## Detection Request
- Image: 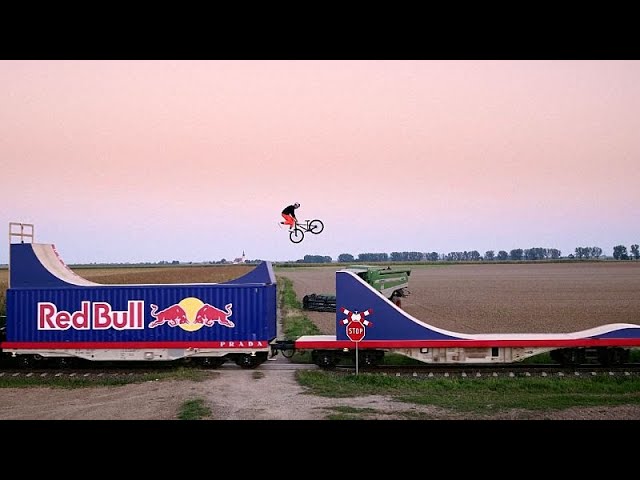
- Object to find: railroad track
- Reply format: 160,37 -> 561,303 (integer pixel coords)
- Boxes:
2,361 -> 640,380
334,363 -> 640,377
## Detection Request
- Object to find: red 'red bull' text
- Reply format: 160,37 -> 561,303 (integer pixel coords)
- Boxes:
38,301 -> 145,330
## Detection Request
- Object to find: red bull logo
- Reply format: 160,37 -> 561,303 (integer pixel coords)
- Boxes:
194,303 -> 234,327
149,304 -> 189,328
149,297 -> 234,331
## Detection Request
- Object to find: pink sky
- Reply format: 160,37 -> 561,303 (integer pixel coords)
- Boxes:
1,60 -> 639,263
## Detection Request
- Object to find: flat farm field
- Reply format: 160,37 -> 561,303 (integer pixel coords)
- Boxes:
276,262 -> 640,335
71,264 -> 254,285
0,265 -> 253,306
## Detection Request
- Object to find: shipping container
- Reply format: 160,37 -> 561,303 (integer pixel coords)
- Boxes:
2,238 -> 277,368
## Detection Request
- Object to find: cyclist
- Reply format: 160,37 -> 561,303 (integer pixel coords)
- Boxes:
281,202 -> 300,231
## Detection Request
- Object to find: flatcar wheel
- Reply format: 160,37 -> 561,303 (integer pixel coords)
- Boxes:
551,348 -> 584,366
234,354 -> 261,369
56,357 -> 76,368
198,357 -> 226,369
313,351 -> 337,370
598,347 -> 629,366
15,355 -> 33,369
359,351 -> 383,367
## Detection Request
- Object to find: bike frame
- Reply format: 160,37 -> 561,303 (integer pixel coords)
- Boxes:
287,219 -> 324,244
293,220 -> 314,232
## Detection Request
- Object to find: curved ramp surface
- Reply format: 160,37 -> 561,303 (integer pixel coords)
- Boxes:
10,243 -> 100,288
223,261 -> 275,285
10,243 -> 276,289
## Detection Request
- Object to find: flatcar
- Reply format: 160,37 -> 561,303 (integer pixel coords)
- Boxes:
1,223 -> 277,369
272,265 -> 640,369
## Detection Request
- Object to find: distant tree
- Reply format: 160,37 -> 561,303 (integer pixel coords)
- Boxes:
613,245 -> 629,260
549,249 -> 561,259
574,247 -> 601,260
631,244 -> 639,260
509,249 -> 523,261
388,251 -> 424,261
484,250 -> 495,261
303,255 -> 332,263
497,250 -> 508,261
338,253 -> 354,263
524,247 -> 548,260
425,252 -> 439,262
443,251 -> 480,261
357,253 -> 389,262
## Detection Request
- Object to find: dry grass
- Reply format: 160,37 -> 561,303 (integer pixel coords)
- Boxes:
0,264 -> 252,287
73,265 -> 254,284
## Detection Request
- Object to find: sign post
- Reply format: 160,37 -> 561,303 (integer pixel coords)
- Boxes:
346,319 -> 365,375
341,307 -> 373,376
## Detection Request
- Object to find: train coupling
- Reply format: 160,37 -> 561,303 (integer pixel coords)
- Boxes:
270,339 -> 297,359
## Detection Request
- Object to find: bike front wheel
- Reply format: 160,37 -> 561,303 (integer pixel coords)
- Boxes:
290,228 -> 304,243
308,219 -> 324,234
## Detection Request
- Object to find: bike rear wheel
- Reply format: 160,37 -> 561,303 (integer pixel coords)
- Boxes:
308,219 -> 324,234
290,228 -> 304,243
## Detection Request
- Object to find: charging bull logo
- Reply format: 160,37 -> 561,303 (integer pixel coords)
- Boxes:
149,304 -> 189,328
194,303 -> 234,327
149,297 -> 234,331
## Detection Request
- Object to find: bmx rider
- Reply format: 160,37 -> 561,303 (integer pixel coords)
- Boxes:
281,202 -> 300,231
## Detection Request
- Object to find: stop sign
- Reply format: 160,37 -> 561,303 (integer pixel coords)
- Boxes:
346,320 -> 366,342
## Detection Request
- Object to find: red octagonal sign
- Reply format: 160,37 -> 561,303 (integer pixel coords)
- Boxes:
346,320 -> 366,342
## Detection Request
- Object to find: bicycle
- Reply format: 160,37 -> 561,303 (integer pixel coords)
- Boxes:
284,219 -> 324,243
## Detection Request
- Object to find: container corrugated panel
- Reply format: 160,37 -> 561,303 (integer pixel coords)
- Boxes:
6,283 -> 277,345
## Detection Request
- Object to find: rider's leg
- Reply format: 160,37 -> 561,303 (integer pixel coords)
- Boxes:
282,214 -> 295,230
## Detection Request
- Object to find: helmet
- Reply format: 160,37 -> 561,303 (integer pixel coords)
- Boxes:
294,202 -> 300,208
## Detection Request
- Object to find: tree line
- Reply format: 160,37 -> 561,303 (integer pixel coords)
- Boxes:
86,243 -> 639,265
294,244 -> 640,264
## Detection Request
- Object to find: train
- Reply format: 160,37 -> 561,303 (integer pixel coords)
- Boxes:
3,222 -> 640,370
